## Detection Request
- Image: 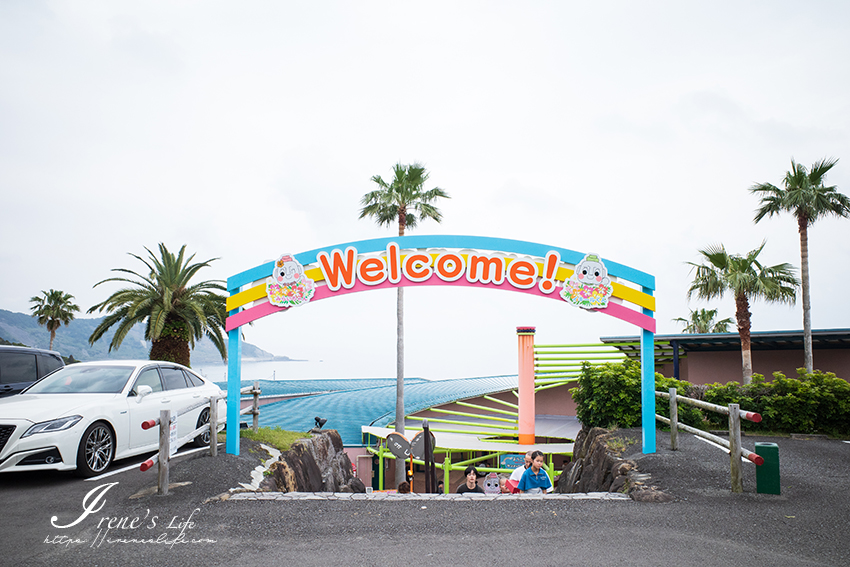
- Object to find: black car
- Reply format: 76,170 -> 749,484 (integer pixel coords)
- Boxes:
0,346 -> 65,397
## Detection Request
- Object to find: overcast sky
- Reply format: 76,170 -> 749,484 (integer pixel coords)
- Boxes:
2,1 -> 848,379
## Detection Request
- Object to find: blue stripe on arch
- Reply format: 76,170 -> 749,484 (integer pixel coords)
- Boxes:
227,235 -> 656,292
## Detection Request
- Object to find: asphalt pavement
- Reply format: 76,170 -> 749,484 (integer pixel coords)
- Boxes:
1,430 -> 848,567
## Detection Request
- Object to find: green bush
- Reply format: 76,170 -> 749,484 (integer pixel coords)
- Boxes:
571,360 -> 702,429
702,369 -> 849,436
702,375 -> 772,432
571,362 -> 849,437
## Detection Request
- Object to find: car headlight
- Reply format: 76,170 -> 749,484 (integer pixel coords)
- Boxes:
22,415 -> 83,438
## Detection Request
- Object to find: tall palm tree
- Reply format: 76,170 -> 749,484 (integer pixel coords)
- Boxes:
750,157 -> 849,373
29,289 -> 80,351
686,242 -> 798,383
87,244 -> 227,367
359,163 -> 449,486
673,308 -> 734,334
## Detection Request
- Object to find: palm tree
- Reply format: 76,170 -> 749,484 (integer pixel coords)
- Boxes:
87,244 -> 227,367
673,308 -> 734,334
686,242 -> 798,383
29,289 -> 80,351
750,157 -> 849,373
359,163 -> 449,486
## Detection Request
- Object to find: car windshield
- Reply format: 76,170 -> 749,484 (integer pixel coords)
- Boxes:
25,365 -> 135,394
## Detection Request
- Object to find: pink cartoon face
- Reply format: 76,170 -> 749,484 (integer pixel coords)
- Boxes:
273,255 -> 303,284
575,255 -> 609,286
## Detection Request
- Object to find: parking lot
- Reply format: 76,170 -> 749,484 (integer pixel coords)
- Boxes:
1,432 -> 848,567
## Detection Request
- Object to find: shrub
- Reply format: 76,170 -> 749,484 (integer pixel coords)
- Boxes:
702,375 -> 772,432
571,362 -> 849,437
702,369 -> 849,436
571,360 -> 702,429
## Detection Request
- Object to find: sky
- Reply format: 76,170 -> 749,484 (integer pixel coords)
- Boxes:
2,1 -> 848,380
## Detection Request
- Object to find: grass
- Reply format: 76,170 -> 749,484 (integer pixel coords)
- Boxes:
237,426 -> 308,452
605,435 -> 638,455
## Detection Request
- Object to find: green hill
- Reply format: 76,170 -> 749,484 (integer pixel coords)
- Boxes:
0,309 -> 279,364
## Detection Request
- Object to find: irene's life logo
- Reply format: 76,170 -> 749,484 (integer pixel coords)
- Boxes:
45,482 -> 216,549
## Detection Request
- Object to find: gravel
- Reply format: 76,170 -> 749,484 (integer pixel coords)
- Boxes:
4,432 -> 849,567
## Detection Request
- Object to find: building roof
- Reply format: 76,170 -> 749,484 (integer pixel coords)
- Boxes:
602,328 -> 850,359
226,375 -> 518,446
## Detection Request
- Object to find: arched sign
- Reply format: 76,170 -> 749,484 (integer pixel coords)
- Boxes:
224,235 -> 657,454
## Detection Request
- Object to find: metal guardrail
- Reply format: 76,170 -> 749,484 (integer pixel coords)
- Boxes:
656,387 -> 763,493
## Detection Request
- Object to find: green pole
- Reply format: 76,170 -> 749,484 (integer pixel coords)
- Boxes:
378,444 -> 384,491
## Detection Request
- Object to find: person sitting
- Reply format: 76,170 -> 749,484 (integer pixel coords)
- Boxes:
456,465 -> 485,494
518,451 -> 552,494
505,451 -> 533,493
397,481 -> 410,494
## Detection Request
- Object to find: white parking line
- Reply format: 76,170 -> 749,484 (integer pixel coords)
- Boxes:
86,443 -> 224,481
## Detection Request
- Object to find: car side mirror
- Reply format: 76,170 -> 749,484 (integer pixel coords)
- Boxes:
135,385 -> 153,402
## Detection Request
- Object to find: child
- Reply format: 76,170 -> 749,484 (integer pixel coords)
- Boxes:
456,465 -> 485,494
517,451 -> 552,494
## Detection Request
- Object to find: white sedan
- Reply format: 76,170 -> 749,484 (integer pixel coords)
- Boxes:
0,360 -> 225,477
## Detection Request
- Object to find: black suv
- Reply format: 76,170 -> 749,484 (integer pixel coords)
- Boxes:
0,346 -> 65,397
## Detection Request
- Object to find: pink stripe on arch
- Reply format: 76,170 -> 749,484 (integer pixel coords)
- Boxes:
225,277 -> 656,333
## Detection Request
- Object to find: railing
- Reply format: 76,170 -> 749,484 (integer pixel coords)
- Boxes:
138,395 -> 224,495
655,387 -> 763,493
240,381 -> 261,433
137,382 -> 262,496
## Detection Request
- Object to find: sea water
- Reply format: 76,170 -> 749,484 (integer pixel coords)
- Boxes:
194,358 -> 392,383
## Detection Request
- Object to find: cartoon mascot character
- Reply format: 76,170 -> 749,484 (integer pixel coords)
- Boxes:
266,254 -> 315,307
561,253 -> 613,309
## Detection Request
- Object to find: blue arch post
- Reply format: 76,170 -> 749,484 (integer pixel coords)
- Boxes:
226,327 -> 242,455
641,284 -> 656,453
641,328 -> 656,453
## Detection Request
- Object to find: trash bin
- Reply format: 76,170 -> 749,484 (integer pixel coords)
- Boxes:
755,442 -> 780,495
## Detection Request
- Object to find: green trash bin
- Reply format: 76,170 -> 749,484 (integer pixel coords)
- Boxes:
755,442 -> 780,495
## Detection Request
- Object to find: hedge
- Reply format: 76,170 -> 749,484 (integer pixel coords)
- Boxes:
570,362 -> 849,437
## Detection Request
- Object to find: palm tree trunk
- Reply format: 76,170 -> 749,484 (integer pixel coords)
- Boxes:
49,330 -> 55,351
735,293 -> 753,384
798,215 -> 814,373
395,217 -> 406,487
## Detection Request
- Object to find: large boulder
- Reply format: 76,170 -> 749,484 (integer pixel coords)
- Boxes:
267,430 -> 365,493
557,426 -> 670,501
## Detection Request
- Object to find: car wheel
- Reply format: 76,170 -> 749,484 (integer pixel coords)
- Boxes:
76,422 -> 114,477
192,407 -> 211,448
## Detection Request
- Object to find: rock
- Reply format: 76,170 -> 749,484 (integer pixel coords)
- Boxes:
608,475 -> 628,493
268,430 -> 365,493
630,487 -> 674,503
559,426 -> 641,496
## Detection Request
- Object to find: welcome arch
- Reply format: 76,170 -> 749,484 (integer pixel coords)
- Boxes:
224,235 -> 658,455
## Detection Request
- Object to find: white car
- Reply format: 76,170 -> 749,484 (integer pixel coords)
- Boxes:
0,360 -> 225,477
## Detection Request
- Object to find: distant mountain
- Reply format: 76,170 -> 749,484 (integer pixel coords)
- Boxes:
0,309 -> 280,364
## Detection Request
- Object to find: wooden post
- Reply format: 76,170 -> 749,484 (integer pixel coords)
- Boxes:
423,419 -> 432,494
729,403 -> 743,493
209,395 -> 218,457
443,449 -> 451,494
669,387 -> 678,451
252,380 -> 260,433
158,409 -> 170,496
